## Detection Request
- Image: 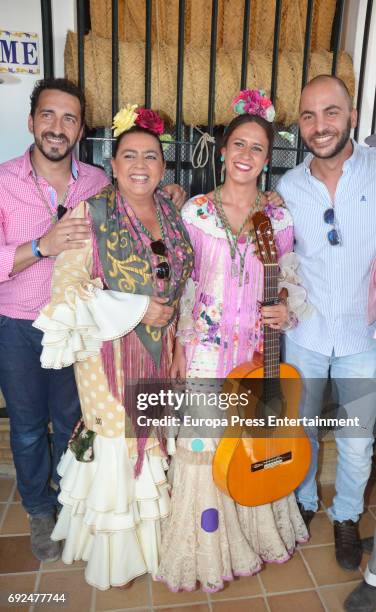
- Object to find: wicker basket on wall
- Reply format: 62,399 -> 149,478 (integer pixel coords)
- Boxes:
89,0 -> 337,52
65,30 -> 354,128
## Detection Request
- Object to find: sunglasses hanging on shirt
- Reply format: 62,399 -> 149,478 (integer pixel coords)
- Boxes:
323,208 -> 342,246
150,240 -> 171,279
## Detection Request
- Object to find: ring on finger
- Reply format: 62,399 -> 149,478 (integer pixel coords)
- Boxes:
66,234 -> 70,242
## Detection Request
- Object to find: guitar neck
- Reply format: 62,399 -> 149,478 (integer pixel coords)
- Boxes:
263,263 -> 280,379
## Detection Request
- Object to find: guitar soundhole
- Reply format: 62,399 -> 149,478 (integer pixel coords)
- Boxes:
251,451 -> 292,472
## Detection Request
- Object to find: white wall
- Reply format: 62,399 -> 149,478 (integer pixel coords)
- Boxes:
0,0 -> 44,162
343,0 -> 376,143
51,0 -> 75,78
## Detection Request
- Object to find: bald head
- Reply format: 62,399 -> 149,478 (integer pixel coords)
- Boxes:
300,75 -> 353,112
298,74 -> 357,160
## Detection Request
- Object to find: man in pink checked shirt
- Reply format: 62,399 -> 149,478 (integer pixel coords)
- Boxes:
0,78 -> 185,563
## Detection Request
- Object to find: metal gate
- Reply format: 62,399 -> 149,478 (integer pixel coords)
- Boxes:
40,0 -> 376,196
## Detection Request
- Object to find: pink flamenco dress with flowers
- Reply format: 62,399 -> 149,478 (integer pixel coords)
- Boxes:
156,194 -> 312,593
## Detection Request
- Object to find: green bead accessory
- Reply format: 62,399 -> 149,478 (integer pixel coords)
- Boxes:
213,186 -> 262,286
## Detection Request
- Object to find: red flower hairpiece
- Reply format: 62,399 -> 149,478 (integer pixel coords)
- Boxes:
135,108 -> 165,135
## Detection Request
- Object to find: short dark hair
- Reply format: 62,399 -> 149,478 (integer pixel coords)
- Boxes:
113,125 -> 165,161
303,74 -> 353,109
220,113 -> 274,163
30,78 -> 85,125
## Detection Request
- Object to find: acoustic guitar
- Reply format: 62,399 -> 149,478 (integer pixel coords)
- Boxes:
212,211 -> 311,506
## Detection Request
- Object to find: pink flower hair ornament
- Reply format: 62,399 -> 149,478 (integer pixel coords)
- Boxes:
231,89 -> 276,123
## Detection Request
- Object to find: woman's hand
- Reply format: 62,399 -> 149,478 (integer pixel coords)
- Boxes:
264,191 -> 284,207
170,339 -> 186,379
162,184 -> 186,209
141,296 -> 174,327
261,302 -> 289,329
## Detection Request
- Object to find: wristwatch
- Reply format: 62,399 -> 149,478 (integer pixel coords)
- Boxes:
31,238 -> 47,258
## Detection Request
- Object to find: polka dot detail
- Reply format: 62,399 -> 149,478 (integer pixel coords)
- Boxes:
201,508 -> 219,533
191,438 -> 204,452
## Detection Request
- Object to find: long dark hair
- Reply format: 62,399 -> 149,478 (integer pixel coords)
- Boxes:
113,125 -> 165,161
220,113 -> 274,163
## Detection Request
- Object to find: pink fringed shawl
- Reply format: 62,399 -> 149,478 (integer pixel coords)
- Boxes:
92,222 -> 176,476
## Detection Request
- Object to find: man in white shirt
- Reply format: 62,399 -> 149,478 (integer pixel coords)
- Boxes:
278,75 -> 376,571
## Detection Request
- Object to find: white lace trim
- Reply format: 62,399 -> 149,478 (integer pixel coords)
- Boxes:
269,207 -> 293,232
33,285 -> 149,369
182,196 -> 226,239
278,252 -> 313,329
182,197 -> 293,238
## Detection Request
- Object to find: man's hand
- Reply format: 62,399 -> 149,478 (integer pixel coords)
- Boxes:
141,296 -> 174,327
163,184 -> 186,209
39,209 -> 91,257
264,191 -> 284,207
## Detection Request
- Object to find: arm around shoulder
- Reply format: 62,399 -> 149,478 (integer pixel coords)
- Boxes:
33,203 -> 149,368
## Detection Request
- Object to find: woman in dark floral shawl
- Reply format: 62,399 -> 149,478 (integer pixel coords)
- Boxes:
34,107 -> 194,590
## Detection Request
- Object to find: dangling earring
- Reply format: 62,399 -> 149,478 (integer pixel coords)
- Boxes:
261,164 -> 268,192
220,154 -> 226,183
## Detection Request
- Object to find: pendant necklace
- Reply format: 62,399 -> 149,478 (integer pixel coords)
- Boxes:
214,186 -> 262,286
31,166 -> 70,224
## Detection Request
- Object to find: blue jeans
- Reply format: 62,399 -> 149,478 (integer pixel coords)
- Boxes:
0,316 -> 81,516
283,336 -> 376,523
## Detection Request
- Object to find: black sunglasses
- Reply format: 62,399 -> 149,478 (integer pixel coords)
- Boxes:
323,208 -> 341,246
150,240 -> 171,279
57,204 -> 67,220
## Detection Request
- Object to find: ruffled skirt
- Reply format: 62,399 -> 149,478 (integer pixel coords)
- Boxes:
156,445 -> 308,593
157,343 -> 308,592
52,435 -> 170,590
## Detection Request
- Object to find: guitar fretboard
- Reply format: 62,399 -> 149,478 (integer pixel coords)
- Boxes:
263,263 -> 280,379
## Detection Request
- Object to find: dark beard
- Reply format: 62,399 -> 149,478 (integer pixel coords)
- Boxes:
34,132 -> 77,162
302,118 -> 351,159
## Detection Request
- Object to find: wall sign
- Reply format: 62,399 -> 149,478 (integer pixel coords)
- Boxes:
0,29 -> 40,75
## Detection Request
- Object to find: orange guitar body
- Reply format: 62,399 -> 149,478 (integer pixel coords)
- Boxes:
212,210 -> 311,506
212,358 -> 312,507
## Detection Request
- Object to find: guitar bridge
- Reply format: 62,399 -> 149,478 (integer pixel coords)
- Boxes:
251,451 -> 292,472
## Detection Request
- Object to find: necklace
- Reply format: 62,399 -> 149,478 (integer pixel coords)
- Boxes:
214,186 -> 262,286
31,171 -> 70,224
136,202 -> 166,243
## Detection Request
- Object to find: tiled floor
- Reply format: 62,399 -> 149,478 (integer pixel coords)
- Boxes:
0,477 -> 375,612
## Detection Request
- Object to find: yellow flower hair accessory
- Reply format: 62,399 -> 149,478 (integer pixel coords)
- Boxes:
112,104 -> 138,137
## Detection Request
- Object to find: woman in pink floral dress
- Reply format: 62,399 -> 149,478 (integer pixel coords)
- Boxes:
157,91 -> 311,592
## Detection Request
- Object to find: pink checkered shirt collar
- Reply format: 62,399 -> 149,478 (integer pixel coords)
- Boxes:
19,146 -> 83,182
